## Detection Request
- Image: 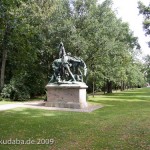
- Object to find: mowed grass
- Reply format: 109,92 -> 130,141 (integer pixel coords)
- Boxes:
0,88 -> 150,150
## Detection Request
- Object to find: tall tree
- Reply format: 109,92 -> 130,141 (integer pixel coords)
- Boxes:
138,1 -> 150,46
143,55 -> 150,84
0,0 -> 17,90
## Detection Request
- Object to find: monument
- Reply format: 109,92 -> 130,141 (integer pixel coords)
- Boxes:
45,42 -> 88,109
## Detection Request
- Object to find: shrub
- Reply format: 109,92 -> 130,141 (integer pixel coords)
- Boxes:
1,80 -> 30,101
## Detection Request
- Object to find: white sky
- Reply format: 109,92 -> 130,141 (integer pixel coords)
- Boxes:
112,0 -> 150,58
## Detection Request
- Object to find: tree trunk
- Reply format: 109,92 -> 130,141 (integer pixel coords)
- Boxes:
120,81 -> 125,91
0,49 -> 7,90
107,80 -> 112,93
104,78 -> 106,94
0,24 -> 11,90
122,81 -> 125,90
92,80 -> 95,97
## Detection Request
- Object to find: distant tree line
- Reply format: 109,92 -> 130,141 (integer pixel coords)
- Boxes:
0,0 -> 146,100
138,1 -> 150,85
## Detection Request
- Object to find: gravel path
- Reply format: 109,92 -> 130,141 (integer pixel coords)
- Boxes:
0,101 -> 103,112
0,104 -> 22,111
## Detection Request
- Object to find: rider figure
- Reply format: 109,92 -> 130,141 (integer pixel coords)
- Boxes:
59,42 -> 76,82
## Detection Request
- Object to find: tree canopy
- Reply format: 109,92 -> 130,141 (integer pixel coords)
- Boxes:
0,0 -> 146,100
138,1 -> 150,46
138,1 -> 150,86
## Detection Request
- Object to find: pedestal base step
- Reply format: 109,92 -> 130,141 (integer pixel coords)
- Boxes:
45,101 -> 87,109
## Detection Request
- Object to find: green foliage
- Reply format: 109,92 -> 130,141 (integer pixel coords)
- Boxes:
1,68 -> 46,100
1,79 -> 30,101
143,55 -> 150,84
0,0 -> 146,97
138,1 -> 150,43
127,62 -> 145,87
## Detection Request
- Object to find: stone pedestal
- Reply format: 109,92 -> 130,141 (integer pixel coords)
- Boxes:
45,82 -> 88,109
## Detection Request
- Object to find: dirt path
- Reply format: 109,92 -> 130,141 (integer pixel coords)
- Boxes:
0,101 -> 102,112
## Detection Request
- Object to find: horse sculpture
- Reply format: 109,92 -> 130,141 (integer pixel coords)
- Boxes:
49,55 -> 87,83
69,56 -> 87,82
49,42 -> 87,83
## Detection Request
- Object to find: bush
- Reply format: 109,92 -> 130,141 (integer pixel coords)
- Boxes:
1,80 -> 30,101
0,96 -> 2,101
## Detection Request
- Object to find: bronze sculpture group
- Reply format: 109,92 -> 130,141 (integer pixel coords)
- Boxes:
49,42 -> 87,83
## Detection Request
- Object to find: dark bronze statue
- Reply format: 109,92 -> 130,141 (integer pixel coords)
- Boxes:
49,42 -> 87,83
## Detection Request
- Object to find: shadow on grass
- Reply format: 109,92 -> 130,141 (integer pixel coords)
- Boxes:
88,88 -> 150,105
1,107 -> 87,120
0,88 -> 150,150
108,88 -> 150,96
1,88 -> 150,117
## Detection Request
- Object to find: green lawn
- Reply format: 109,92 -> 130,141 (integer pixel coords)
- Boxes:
0,88 -> 150,150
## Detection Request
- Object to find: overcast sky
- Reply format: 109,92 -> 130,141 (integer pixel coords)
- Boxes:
111,0 -> 150,57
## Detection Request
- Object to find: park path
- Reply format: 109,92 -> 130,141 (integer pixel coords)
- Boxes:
0,101 -> 45,111
0,103 -> 22,111
0,101 -> 102,112
0,100 -> 45,111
